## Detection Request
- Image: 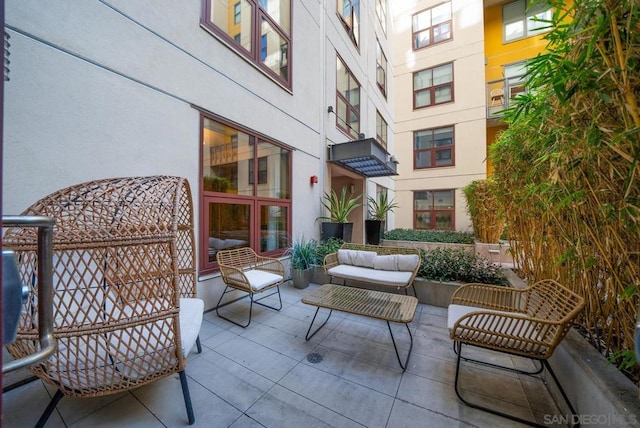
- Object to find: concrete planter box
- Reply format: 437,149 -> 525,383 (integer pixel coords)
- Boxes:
383,239 -> 516,267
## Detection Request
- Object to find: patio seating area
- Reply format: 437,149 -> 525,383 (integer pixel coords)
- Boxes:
3,282 -> 567,427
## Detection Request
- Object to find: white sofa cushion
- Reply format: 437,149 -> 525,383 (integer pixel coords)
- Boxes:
179,297 -> 204,358
244,269 -> 283,291
337,249 -> 377,268
327,265 -> 414,287
374,254 -> 420,271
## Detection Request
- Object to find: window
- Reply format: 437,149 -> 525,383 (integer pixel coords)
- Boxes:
414,126 -> 454,168
376,40 -> 387,97
414,190 -> 455,230
201,114 -> 291,274
376,110 -> 388,149
503,0 -> 552,42
413,62 -> 453,108
336,55 -> 361,138
376,0 -> 387,34
412,2 -> 452,50
202,0 -> 291,87
337,0 -> 360,47
504,61 -> 528,98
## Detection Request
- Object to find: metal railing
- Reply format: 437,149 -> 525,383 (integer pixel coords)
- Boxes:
2,215 -> 57,373
486,76 -> 527,118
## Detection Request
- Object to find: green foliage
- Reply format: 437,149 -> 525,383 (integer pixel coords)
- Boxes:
367,193 -> 398,220
418,247 -> 507,285
286,238 -> 318,271
489,0 -> 640,377
384,228 -> 475,244
318,187 -> 362,223
462,179 -> 504,243
315,237 -> 343,264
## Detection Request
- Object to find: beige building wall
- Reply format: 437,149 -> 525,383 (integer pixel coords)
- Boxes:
391,0 -> 487,233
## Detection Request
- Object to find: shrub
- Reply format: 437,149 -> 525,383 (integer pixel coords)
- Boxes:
286,238 -> 318,271
315,237 -> 343,264
384,228 -> 475,245
419,247 -> 507,285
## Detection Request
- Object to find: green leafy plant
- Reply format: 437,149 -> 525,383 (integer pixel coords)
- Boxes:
418,247 -> 507,285
318,187 -> 361,223
367,193 -> 399,221
384,228 -> 475,244
286,237 -> 318,271
315,237 -> 343,264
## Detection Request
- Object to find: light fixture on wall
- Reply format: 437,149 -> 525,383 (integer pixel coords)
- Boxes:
349,184 -> 355,194
310,175 -> 318,185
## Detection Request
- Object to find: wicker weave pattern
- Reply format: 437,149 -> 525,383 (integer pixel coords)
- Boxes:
302,284 -> 418,323
450,279 -> 585,359
4,176 -> 197,398
216,247 -> 285,293
323,243 -> 421,289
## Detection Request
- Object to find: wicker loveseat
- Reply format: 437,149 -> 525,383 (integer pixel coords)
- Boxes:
3,176 -> 204,426
323,243 -> 421,294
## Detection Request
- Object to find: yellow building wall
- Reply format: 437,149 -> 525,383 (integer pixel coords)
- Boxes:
484,1 -> 573,176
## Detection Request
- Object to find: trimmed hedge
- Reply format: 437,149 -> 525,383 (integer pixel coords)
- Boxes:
419,247 -> 507,285
384,228 -> 475,245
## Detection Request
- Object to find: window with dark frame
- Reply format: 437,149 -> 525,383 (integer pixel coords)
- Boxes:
414,126 -> 454,169
414,189 -> 455,230
201,114 -> 291,275
413,62 -> 453,108
503,0 -> 552,42
376,110 -> 388,149
201,0 -> 292,88
336,55 -> 361,138
412,1 -> 452,50
337,0 -> 360,47
376,39 -> 387,97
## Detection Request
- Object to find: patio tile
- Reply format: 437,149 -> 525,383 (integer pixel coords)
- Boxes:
2,379 -> 66,428
187,350 -> 275,411
132,372 -> 242,427
279,364 -> 394,428
214,335 -> 299,382
387,398 -> 475,428
397,372 -> 533,427
228,414 -> 267,428
246,384 -> 364,428
239,321 -> 320,361
317,329 -> 402,369
302,344 -> 403,396
68,394 -> 164,428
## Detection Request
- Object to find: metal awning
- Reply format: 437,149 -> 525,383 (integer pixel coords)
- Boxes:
328,138 -> 398,177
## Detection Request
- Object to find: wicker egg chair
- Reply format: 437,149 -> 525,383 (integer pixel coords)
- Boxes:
3,176 -> 204,427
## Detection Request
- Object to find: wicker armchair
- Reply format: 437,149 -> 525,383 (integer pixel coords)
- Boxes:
215,247 -> 284,328
3,176 -> 203,427
448,279 -> 585,426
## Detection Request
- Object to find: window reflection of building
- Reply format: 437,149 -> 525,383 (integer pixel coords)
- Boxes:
203,0 -> 292,86
201,115 -> 291,274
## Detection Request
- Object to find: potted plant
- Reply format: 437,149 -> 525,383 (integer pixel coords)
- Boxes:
317,187 -> 361,241
286,237 -> 318,289
365,193 -> 398,244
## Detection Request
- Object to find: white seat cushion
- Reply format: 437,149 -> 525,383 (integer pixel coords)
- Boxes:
244,269 -> 283,291
179,298 -> 204,358
328,265 -> 413,287
448,304 -> 548,351
337,249 -> 377,268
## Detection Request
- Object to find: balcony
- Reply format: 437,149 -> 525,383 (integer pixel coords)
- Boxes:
486,75 -> 528,119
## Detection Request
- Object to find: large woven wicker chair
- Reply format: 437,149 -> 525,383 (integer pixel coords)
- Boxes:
3,176 -> 204,427
448,279 -> 585,426
215,247 -> 284,328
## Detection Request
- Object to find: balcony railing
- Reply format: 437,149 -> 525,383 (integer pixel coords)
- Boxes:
486,75 -> 527,118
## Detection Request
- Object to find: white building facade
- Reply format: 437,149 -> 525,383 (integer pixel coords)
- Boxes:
3,0 -> 396,308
